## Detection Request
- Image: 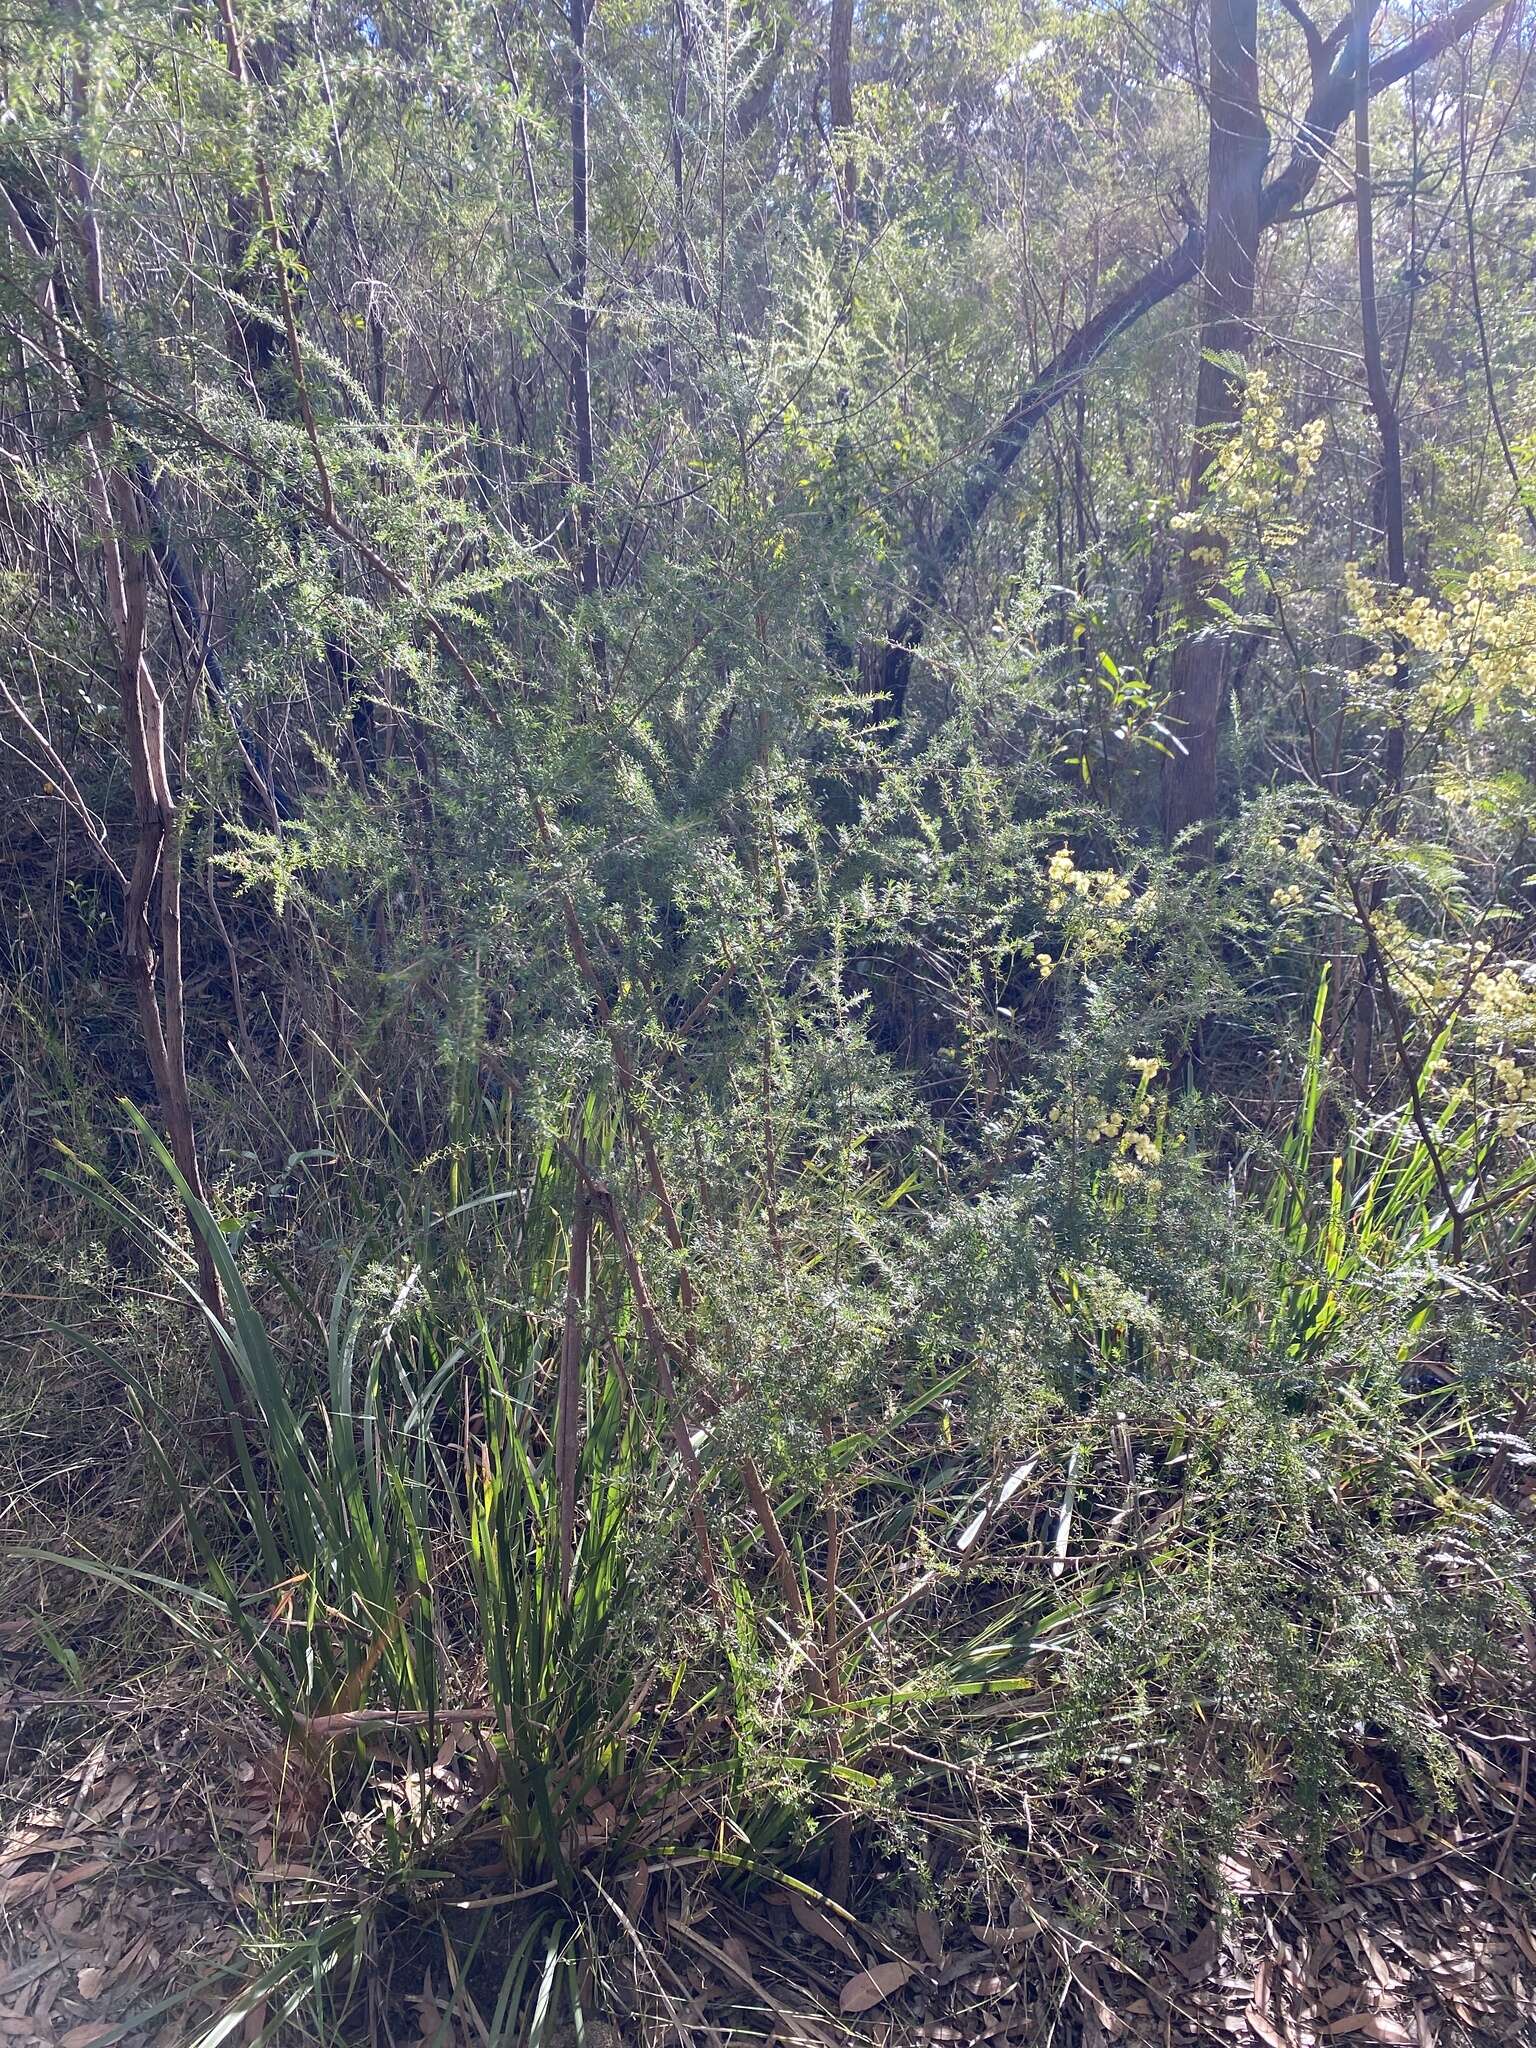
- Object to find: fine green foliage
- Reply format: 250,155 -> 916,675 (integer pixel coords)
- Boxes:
3,0 -> 1534,2040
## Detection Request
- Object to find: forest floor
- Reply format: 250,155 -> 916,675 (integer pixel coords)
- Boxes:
3,1604 -> 1533,2048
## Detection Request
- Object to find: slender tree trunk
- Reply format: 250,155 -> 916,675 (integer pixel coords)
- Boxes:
1354,0 -> 1406,603
670,0 -> 697,309
1353,0 -> 1407,817
32,102 -> 245,1436
1161,0 -> 1269,845
828,0 -> 857,224
568,0 -> 604,650
1350,0 -> 1408,1086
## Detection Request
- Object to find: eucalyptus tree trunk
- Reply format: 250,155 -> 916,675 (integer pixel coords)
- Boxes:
1161,0 -> 1269,846
670,0 -> 697,308
1353,0 -> 1408,808
828,0 -> 856,224
1354,0 -> 1407,605
569,0 -> 603,630
1350,0 -> 1408,1086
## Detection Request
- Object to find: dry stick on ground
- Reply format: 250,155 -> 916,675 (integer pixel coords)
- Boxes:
875,0 -> 1510,730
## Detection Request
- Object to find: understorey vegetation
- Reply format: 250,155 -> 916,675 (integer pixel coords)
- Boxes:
2,0 -> 1534,2041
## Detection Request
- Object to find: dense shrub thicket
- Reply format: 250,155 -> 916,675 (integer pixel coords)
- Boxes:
2,0 -> 1534,2038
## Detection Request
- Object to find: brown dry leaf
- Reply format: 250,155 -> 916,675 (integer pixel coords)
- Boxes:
61,2027 -> 115,2048
73,1970 -> 105,2003
0,1829 -> 90,1871
1357,1932 -> 1396,1992
1219,1853 -> 1266,1894
914,1907 -> 943,1964
1072,1963 -> 1120,2038
1176,1919 -> 1222,1984
574,1800 -> 618,1853
838,1961 -> 914,2016
1327,2017 -> 1413,2042
936,1950 -> 995,1988
0,1955 -> 60,2004
2,1857 -> 109,1910
84,1775 -> 136,1827
412,1970 -> 444,2045
0,1867 -> 44,1909
1246,2011 -> 1288,2047
787,1892 -> 861,1964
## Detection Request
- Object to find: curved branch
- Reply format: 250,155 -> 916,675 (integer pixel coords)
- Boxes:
875,0 -> 1507,721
